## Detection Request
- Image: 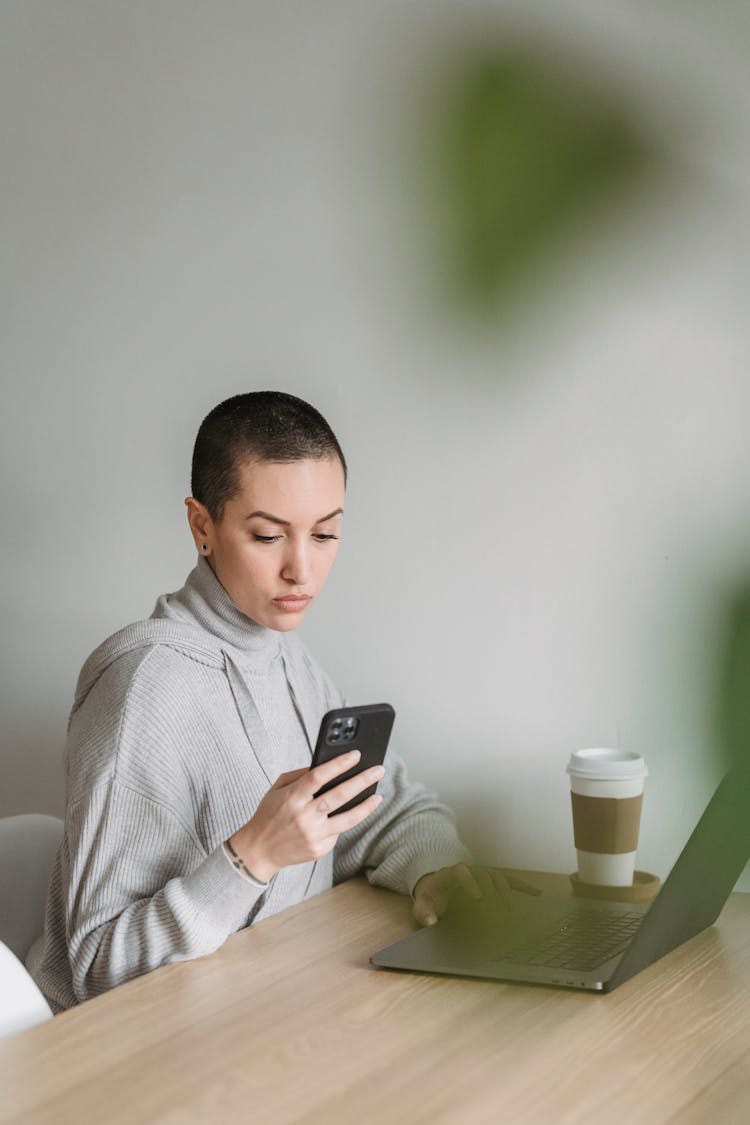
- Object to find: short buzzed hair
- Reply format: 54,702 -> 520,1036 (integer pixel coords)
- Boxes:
191,391 -> 347,522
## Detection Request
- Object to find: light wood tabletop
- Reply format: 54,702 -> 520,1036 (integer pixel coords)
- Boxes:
1,872 -> 749,1125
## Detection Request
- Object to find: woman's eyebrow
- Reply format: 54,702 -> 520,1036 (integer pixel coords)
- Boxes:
245,508 -> 344,526
245,510 -> 289,526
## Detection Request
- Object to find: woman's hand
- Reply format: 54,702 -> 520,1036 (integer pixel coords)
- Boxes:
412,864 -> 541,926
228,750 -> 385,882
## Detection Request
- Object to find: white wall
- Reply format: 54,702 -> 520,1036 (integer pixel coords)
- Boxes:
2,1 -> 750,889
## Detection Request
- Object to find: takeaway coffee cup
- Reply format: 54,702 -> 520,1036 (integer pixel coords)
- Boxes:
567,749 -> 648,887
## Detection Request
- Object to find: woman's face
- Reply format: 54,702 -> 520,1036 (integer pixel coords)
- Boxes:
186,456 -> 345,631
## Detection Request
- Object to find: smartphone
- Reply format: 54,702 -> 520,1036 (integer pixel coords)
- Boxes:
310,703 -> 396,816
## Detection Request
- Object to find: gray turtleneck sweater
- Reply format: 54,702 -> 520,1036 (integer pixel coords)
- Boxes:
27,557 -> 471,1012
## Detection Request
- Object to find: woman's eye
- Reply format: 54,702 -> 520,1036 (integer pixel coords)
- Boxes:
252,532 -> 338,543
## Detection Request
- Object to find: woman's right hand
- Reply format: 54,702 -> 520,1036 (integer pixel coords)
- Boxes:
227,750 -> 385,883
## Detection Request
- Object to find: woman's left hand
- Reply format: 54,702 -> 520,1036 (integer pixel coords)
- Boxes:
412,863 -> 541,926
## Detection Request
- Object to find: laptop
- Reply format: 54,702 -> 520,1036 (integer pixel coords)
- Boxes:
370,768 -> 750,992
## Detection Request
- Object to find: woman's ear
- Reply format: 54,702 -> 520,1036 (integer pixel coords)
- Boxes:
184,497 -> 213,555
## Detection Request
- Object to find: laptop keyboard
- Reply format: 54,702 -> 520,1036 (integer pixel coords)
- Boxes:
493,908 -> 644,972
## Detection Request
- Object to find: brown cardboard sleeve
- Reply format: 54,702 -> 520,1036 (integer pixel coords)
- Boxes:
570,792 -> 643,854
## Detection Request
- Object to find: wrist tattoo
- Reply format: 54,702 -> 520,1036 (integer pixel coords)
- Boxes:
225,839 -> 268,885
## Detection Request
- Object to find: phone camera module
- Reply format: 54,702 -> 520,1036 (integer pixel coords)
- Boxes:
326,716 -> 359,745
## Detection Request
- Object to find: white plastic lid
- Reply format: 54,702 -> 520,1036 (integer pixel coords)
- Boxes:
566,748 -> 648,781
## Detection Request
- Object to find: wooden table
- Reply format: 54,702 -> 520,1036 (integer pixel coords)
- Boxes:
1,873 -> 750,1124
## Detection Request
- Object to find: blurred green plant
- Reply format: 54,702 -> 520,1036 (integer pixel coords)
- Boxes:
423,45 -> 659,314
715,583 -> 750,776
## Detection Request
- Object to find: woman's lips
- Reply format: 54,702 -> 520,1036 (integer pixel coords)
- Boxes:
272,596 -> 311,612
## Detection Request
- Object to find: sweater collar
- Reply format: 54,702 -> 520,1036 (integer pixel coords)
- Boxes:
154,555 -> 281,668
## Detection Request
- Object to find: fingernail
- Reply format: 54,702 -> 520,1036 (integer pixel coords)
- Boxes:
349,749 -> 361,759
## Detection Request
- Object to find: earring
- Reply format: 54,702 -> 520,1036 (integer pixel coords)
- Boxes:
201,544 -> 208,552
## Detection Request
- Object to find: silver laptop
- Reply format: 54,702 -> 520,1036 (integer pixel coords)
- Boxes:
371,769 -> 750,992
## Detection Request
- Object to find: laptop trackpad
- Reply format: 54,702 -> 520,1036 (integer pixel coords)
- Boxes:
429,893 -> 572,959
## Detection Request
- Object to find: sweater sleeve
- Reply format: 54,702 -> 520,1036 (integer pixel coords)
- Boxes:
63,780 -> 265,1003
332,742 -> 474,897
58,646 -> 267,1005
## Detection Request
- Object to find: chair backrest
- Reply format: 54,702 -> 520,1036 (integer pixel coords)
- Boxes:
0,814 -> 64,960
0,939 -> 53,1039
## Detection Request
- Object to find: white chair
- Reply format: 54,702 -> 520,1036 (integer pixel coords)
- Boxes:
0,814 -> 62,1038
0,939 -> 53,1039
0,813 -> 63,961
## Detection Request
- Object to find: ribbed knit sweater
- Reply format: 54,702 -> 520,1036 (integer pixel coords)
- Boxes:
27,556 -> 471,1012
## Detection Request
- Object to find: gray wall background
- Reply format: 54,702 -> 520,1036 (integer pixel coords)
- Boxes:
2,2 -> 750,888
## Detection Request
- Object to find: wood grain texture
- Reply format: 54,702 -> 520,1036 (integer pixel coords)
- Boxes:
1,873 -> 748,1125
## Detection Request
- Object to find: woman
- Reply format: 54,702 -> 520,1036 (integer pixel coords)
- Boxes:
28,391 -> 521,1012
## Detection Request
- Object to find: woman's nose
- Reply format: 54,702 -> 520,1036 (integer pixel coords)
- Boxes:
281,541 -> 310,585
